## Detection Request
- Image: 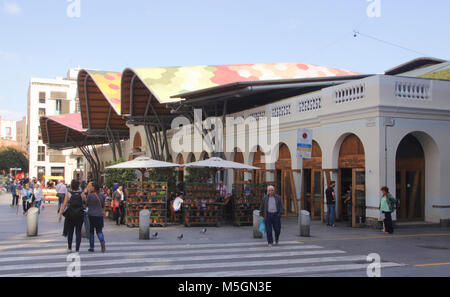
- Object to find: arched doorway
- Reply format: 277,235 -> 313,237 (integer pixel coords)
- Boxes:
302,141 -> 323,220
275,143 -> 297,215
200,151 -> 209,161
396,134 -> 425,221
338,134 -> 366,227
129,132 -> 143,160
252,146 -> 266,184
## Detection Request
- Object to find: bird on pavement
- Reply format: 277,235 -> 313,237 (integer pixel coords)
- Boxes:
177,234 -> 183,240
152,232 -> 158,238
200,228 -> 207,234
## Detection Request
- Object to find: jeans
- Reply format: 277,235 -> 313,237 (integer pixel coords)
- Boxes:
265,213 -> 281,244
383,211 -> 393,234
88,216 -> 105,249
326,204 -> 336,226
66,220 -> 83,251
11,193 -> 16,205
34,200 -> 42,214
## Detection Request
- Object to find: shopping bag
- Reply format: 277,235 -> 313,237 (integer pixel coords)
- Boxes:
259,218 -> 266,234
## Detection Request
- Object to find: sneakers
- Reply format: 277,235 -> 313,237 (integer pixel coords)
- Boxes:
274,240 -> 279,246
101,242 -> 106,253
268,243 -> 273,247
88,248 -> 95,252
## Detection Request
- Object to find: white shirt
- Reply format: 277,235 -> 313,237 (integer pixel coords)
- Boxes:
173,197 -> 184,211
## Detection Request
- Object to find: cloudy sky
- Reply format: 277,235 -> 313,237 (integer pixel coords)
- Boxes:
0,0 -> 449,121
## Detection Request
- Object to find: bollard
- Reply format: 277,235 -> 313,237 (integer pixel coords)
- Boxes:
253,210 -> 263,238
26,207 -> 39,237
298,210 -> 311,237
139,209 -> 150,240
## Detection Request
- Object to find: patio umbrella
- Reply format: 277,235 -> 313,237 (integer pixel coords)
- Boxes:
182,157 -> 260,170
105,156 -> 179,169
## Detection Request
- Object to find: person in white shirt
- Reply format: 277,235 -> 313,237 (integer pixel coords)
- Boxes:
33,183 -> 44,214
56,180 -> 68,214
171,192 -> 184,223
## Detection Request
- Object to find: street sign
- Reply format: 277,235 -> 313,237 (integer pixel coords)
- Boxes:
297,128 -> 313,159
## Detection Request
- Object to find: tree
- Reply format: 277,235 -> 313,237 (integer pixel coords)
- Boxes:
0,148 -> 29,173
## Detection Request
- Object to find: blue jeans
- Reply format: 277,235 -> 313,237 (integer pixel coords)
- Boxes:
57,193 -> 65,213
34,200 -> 42,214
89,216 -> 105,249
265,213 -> 281,244
326,204 -> 336,225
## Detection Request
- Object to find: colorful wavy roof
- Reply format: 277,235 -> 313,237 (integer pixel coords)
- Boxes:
128,62 -> 359,104
84,70 -> 122,114
46,113 -> 85,132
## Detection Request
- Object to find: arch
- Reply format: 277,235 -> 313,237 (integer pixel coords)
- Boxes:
133,132 -> 142,149
200,151 -> 210,160
395,131 -> 439,222
303,140 -> 322,169
338,134 -> 365,168
275,143 -> 292,170
187,152 -> 196,163
176,153 -> 184,164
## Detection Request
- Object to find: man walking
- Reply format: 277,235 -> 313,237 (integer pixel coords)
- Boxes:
260,186 -> 285,247
56,180 -> 68,214
326,181 -> 336,227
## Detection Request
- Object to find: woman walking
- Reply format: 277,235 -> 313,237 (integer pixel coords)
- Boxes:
87,183 -> 106,253
112,185 -> 125,225
33,184 -> 44,214
58,180 -> 85,253
21,183 -> 32,215
380,186 -> 397,234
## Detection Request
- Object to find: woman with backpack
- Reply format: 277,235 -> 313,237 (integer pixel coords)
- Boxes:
379,186 -> 397,234
58,180 -> 85,253
86,183 -> 106,253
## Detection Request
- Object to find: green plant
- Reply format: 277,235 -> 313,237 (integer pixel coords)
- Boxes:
0,148 -> 28,173
104,158 -> 137,187
184,167 -> 216,183
146,167 -> 177,194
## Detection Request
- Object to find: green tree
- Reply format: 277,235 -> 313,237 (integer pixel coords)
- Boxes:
0,148 -> 28,173
184,167 -> 216,183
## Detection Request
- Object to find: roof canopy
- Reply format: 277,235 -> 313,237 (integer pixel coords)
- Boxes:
78,69 -> 128,132
40,113 -> 108,150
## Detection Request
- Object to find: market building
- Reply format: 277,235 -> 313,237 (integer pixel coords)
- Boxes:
41,58 -> 450,227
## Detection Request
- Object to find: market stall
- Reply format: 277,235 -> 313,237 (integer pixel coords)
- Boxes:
231,182 -> 267,226
105,156 -> 178,228
183,183 -> 223,227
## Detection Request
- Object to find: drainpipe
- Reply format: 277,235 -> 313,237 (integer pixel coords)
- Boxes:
384,117 -> 395,186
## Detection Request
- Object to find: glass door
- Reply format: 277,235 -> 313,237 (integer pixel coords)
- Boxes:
311,169 -> 323,220
352,168 -> 366,227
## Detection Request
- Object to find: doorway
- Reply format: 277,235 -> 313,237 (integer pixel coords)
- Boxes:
302,141 -> 323,220
396,134 -> 425,221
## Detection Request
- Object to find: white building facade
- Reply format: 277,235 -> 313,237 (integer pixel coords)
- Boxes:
0,118 -> 17,141
27,68 -> 82,182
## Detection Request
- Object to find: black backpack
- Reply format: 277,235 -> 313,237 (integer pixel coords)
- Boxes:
67,192 -> 85,220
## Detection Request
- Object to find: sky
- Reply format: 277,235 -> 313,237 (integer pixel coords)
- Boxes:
0,0 -> 449,121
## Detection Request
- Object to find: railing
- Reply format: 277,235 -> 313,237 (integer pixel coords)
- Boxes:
395,81 -> 430,100
298,96 -> 322,113
333,83 -> 365,104
271,103 -> 292,118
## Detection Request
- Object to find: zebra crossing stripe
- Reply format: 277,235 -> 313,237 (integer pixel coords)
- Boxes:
0,244 -> 323,263
0,250 -> 348,274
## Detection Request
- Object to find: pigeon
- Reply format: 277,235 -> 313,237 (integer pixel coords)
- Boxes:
177,234 -> 183,240
200,228 -> 207,234
152,232 -> 158,238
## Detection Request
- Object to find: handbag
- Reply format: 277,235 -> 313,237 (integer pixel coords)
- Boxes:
259,218 -> 266,234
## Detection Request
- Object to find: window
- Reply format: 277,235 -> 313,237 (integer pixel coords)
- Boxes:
38,126 -> 42,140
37,167 -> 45,181
38,146 -> 45,162
39,92 -> 46,104
55,99 -> 62,114
39,108 -> 46,117
5,127 -> 11,136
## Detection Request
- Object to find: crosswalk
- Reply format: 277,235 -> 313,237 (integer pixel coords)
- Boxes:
0,238 -> 405,277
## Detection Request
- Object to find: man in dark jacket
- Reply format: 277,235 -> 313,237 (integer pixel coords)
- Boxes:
260,186 -> 285,247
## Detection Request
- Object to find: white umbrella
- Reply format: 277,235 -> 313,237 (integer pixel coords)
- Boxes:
105,156 -> 179,169
182,157 -> 260,170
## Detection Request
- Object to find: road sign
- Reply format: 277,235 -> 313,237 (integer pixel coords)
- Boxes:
297,129 -> 313,159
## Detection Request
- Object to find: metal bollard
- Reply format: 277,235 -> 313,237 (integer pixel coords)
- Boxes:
139,209 -> 150,240
253,210 -> 263,238
26,207 -> 39,237
298,210 -> 311,237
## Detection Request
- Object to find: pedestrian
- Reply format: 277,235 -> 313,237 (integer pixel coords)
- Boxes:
344,185 -> 352,227
21,183 -> 32,215
260,185 -> 285,247
171,192 -> 184,223
86,183 -> 106,253
33,183 -> 44,214
58,180 -> 85,253
10,179 -> 17,206
112,185 -> 125,225
111,180 -> 119,193
326,181 -> 337,227
380,186 -> 396,234
56,180 -> 68,214
217,181 -> 228,199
